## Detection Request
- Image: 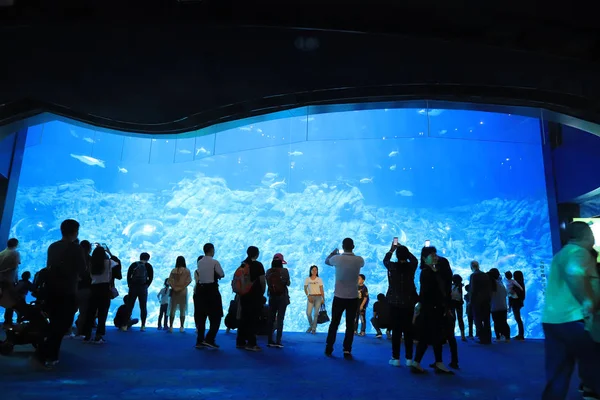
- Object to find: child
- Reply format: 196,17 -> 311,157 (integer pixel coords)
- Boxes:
371,293 -> 391,339
355,274 -> 369,336
114,295 -> 139,332
157,279 -> 170,330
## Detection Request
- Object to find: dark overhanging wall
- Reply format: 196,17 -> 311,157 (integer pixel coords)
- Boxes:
0,129 -> 27,247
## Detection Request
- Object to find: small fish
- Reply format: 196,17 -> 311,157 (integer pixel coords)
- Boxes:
83,137 -> 95,144
118,167 -> 128,174
70,154 -> 105,168
270,178 -> 286,189
70,129 -> 79,138
360,178 -> 373,184
439,130 -> 447,135
288,151 -> 303,157
264,172 -> 278,180
417,109 -> 444,117
132,183 -> 140,189
388,151 -> 399,157
196,147 -> 210,156
375,164 -> 382,169
257,128 -> 263,133
239,126 -> 253,131
390,164 -> 397,171
178,149 -> 192,154
395,190 -> 413,197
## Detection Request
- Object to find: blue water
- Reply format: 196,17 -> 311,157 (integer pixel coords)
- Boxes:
9,107 -> 552,338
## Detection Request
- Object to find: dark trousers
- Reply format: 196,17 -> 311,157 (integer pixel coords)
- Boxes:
326,296 -> 359,353
370,316 -> 390,335
75,287 -> 91,334
510,299 -> 524,338
466,303 -> 474,336
267,295 -> 288,344
128,285 -> 148,326
35,293 -> 77,362
473,301 -> 492,343
83,283 -> 110,338
389,305 -> 414,360
4,307 -> 14,324
491,309 -> 510,339
194,290 -> 223,345
237,297 -> 261,347
447,335 -> 459,364
158,304 -> 168,328
451,300 -> 465,335
542,322 -> 600,400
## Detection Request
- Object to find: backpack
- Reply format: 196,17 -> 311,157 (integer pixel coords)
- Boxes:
267,269 -> 286,296
131,262 -> 148,286
231,262 -> 253,295
451,284 -> 462,302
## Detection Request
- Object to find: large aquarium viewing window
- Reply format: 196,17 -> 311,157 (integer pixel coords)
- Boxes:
9,105 -> 552,338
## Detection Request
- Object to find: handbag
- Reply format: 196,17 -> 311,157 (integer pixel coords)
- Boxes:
317,303 -> 330,324
110,286 -> 119,300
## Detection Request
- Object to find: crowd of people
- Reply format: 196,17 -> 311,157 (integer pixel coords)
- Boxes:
2,218 -> 600,398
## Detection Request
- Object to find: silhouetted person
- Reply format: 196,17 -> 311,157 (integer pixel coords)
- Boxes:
470,260 -> 492,344
324,238 -> 365,357
383,242 -> 418,367
266,253 -> 291,348
127,252 -> 153,331
235,246 -> 266,351
542,222 -> 600,400
411,246 -> 454,374
194,243 -> 225,348
512,270 -> 526,340
32,219 -> 86,369
0,238 -> 21,326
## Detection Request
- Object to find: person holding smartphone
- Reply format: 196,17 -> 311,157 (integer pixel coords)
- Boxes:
324,238 -> 365,357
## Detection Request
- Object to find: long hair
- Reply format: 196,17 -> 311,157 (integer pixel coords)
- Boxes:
176,256 -> 186,269
90,246 -> 106,275
514,270 -> 525,300
489,268 -> 500,292
309,265 -> 319,277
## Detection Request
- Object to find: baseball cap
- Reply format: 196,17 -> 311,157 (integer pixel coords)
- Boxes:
273,253 -> 287,264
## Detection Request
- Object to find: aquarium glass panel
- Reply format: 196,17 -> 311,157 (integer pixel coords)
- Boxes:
9,106 -> 553,338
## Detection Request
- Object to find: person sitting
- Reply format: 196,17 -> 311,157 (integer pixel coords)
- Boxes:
114,295 -> 139,331
371,293 -> 391,339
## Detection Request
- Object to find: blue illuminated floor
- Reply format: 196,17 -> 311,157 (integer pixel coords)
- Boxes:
0,328 -> 583,400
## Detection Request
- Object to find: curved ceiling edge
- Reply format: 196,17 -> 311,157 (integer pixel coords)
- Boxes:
1,84 -> 600,137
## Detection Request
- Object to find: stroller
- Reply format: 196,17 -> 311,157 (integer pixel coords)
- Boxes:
0,284 -> 49,356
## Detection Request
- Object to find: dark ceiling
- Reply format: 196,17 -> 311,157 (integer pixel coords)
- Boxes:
1,0 -> 600,134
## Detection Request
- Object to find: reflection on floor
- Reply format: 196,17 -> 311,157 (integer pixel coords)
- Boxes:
0,328 -> 582,400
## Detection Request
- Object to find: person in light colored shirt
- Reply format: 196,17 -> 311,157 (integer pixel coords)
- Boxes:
1,238 -> 22,326
541,221 -> 600,400
194,243 -> 224,348
304,265 -> 325,334
324,237 -> 365,357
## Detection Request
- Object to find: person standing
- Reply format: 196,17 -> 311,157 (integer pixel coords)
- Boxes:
304,265 -> 324,334
235,246 -> 266,352
32,219 -> 87,369
0,238 -> 22,326
324,238 -> 365,357
82,246 -> 113,344
512,270 -> 526,340
542,221 -> 600,400
75,240 -> 92,336
489,268 -> 510,342
168,256 -> 192,333
383,242 -> 418,367
127,252 -> 153,332
266,253 -> 291,348
411,246 -> 454,374
194,243 -> 225,348
470,260 -> 493,344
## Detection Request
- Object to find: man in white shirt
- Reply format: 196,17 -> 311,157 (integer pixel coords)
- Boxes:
0,238 -> 21,326
542,221 -> 600,400
194,243 -> 225,349
324,238 -> 365,357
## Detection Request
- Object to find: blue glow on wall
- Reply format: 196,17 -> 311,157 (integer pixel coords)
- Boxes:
9,107 -> 552,338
